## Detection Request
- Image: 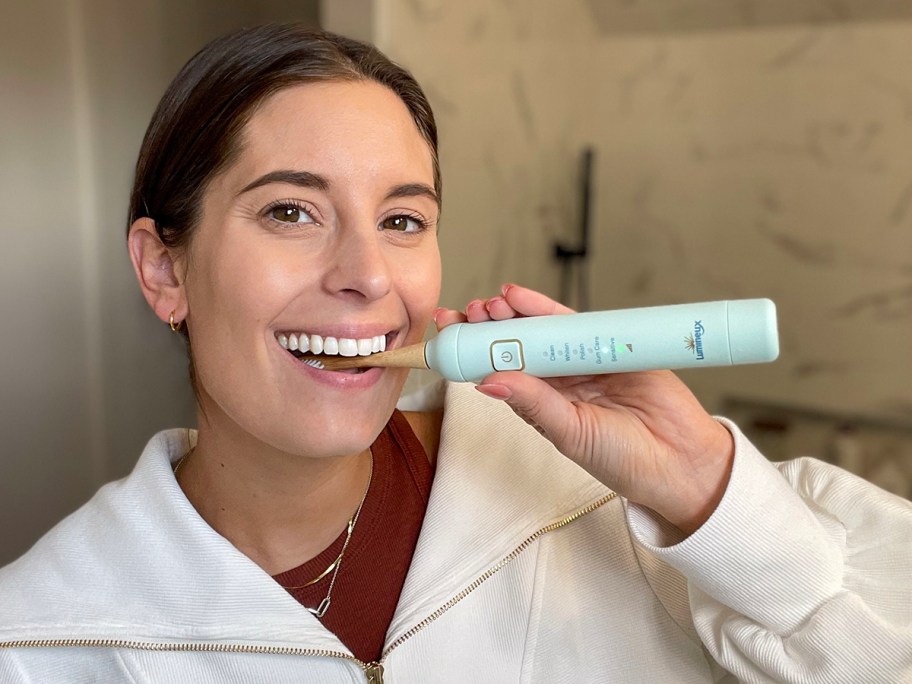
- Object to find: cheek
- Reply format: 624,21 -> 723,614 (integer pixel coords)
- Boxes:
397,245 -> 441,300
400,247 -> 441,328
193,240 -> 308,331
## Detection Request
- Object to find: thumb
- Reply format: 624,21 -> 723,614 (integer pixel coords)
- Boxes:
475,372 -> 577,447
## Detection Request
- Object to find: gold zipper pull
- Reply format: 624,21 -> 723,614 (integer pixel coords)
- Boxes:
364,662 -> 384,683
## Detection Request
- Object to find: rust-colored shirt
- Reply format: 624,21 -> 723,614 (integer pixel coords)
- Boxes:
272,410 -> 434,663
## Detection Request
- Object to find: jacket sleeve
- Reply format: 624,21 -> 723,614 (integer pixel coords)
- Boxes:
626,419 -> 912,684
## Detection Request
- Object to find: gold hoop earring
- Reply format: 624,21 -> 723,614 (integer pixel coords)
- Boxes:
169,310 -> 183,333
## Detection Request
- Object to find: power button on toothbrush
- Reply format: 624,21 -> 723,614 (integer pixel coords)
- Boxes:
491,340 -> 525,371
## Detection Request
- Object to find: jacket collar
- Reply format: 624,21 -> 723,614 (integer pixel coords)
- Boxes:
386,382 -> 610,642
0,383 -> 610,651
0,429 -> 342,651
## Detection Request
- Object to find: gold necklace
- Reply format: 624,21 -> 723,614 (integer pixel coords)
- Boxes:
173,447 -> 373,619
173,450 -> 192,478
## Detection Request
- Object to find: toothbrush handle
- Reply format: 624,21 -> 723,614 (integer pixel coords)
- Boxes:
425,299 -> 779,383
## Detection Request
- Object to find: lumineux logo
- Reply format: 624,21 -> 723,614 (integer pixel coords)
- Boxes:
684,321 -> 706,360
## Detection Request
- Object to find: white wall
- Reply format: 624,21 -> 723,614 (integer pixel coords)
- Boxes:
0,0 -> 99,567
0,0 -> 317,565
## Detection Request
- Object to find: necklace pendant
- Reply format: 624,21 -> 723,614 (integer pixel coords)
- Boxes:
308,596 -> 331,618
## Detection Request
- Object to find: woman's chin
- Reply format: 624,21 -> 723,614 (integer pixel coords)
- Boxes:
266,407 -> 394,458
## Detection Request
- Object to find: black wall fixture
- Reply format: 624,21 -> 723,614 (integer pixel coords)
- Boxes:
554,147 -> 594,311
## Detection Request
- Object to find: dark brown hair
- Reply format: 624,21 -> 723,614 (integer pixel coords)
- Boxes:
128,23 -> 440,250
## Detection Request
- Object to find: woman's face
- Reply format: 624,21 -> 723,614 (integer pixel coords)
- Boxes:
179,80 -> 441,458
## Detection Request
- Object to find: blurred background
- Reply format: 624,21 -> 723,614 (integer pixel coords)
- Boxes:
3,0 -> 912,565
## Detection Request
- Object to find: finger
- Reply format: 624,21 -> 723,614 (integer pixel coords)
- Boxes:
484,296 -> 519,320
501,283 -> 575,317
433,307 -> 467,331
465,299 -> 492,323
475,371 -> 578,451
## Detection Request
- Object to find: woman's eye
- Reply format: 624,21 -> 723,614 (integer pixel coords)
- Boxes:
381,215 -> 425,233
268,204 -> 315,224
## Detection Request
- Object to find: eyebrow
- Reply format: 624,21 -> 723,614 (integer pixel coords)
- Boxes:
385,182 -> 439,207
237,170 -> 439,207
238,170 -> 329,196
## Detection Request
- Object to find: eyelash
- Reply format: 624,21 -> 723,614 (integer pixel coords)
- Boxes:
383,211 -> 432,234
261,198 -> 317,227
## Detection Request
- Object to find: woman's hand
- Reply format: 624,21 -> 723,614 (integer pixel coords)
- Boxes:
435,284 -> 735,536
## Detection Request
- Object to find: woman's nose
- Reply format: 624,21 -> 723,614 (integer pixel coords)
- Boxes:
322,226 -> 392,302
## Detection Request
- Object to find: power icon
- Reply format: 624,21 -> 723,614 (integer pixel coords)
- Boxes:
491,340 -> 524,371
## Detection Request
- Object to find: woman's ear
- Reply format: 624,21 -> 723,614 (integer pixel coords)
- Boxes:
128,218 -> 188,326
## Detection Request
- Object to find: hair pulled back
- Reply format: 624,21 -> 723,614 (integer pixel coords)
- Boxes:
128,24 -> 439,249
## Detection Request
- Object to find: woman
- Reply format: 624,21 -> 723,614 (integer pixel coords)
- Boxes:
0,24 -> 909,683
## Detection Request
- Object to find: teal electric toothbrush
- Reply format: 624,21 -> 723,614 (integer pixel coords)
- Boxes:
300,299 -> 779,382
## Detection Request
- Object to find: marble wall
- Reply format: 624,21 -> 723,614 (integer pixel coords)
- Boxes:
377,1 -> 912,426
581,0 -> 912,34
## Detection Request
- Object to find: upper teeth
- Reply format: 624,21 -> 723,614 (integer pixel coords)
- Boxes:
277,332 -> 386,357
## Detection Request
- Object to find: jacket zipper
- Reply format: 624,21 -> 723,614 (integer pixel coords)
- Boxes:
0,493 -> 616,683
380,492 -> 616,658
0,639 -> 379,680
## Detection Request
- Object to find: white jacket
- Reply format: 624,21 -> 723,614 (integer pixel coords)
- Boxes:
1,382 -> 910,683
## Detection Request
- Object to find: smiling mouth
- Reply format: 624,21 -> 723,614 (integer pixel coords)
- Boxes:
276,331 -> 391,373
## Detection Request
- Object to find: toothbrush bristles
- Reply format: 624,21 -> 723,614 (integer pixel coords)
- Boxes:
294,343 -> 428,371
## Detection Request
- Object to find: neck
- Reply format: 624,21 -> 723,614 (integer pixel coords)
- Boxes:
178,415 -> 374,576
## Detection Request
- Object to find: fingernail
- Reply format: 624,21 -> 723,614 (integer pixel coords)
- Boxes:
475,384 -> 512,400
485,296 -> 504,311
432,307 -> 446,322
501,283 -> 515,296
